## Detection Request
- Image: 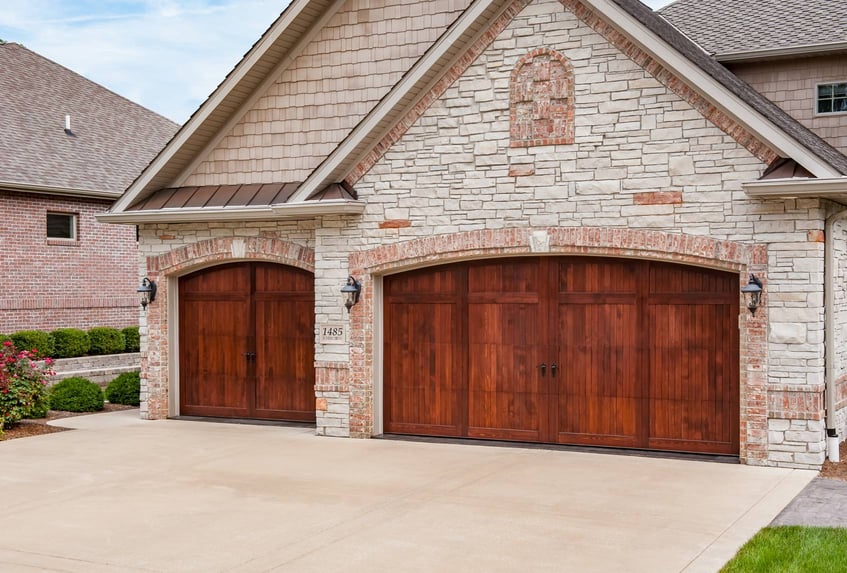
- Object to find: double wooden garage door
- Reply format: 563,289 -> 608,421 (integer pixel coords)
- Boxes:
384,257 -> 740,455
179,262 -> 315,421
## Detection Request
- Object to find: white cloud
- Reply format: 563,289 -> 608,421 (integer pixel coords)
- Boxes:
0,0 -> 287,123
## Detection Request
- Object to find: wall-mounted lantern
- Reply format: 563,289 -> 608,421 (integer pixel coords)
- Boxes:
341,276 -> 361,312
741,274 -> 763,315
137,278 -> 157,310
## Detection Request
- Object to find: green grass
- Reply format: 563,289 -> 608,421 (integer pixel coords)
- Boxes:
721,526 -> 847,572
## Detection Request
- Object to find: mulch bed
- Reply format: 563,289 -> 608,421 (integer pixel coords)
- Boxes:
0,403 -> 138,441
820,440 -> 847,482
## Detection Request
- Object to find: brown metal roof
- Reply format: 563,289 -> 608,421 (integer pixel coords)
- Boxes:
761,158 -> 815,180
0,42 -> 178,197
128,182 -> 300,211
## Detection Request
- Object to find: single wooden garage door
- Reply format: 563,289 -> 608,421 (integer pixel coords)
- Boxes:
384,257 -> 739,455
179,262 -> 315,422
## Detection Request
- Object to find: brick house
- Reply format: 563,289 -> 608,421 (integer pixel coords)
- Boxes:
0,41 -> 177,332
660,0 -> 847,155
102,0 -> 847,469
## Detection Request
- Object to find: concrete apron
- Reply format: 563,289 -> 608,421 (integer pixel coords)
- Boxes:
0,411 -> 814,573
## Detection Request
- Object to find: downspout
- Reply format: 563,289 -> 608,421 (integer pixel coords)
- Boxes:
825,209 -> 847,462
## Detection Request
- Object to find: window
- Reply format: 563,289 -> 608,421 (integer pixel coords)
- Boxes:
46,212 -> 77,240
817,83 -> 847,114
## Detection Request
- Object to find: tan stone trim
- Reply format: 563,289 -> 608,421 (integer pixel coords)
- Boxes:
348,227 -> 769,463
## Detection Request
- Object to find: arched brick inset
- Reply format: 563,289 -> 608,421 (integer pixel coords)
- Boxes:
510,48 -> 575,147
147,237 -> 314,276
140,237 -> 315,421
348,227 -> 769,465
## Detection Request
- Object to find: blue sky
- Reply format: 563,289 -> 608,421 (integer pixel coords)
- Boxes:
0,0 -> 674,124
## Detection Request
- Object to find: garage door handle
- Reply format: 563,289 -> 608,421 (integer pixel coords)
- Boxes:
539,363 -> 547,376
244,352 -> 256,363
551,363 -> 557,376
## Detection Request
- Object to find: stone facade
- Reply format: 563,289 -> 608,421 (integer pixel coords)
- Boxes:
132,0 -> 845,469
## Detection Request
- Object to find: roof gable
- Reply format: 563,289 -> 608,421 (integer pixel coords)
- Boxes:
0,42 -> 177,197
105,0 -> 847,222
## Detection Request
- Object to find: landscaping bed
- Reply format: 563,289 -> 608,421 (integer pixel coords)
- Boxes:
0,403 -> 137,441
820,440 -> 847,481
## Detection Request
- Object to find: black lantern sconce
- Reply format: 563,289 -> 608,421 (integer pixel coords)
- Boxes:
741,274 -> 763,315
341,276 -> 361,312
137,278 -> 157,310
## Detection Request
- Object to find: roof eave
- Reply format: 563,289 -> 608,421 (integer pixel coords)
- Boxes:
0,181 -> 120,200
744,177 -> 847,204
717,41 -> 847,63
96,199 -> 364,225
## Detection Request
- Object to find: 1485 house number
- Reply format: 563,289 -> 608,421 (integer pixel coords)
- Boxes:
319,323 -> 346,343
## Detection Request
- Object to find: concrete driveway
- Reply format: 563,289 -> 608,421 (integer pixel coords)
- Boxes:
0,411 -> 814,573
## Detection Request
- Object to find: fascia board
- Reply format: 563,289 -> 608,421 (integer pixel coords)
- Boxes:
717,42 -> 847,62
585,0 -> 842,179
96,200 -> 364,225
743,177 -> 847,197
110,0 -> 314,215
0,181 -> 119,200
286,0 -> 500,204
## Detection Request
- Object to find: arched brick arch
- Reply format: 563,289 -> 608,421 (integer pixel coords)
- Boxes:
346,227 -> 769,464
140,237 -> 315,421
510,47 -> 575,147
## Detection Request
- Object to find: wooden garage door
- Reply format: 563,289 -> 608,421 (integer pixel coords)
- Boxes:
384,258 -> 739,455
179,262 -> 315,422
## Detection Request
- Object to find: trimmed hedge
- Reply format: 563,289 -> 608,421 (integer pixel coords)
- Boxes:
50,328 -> 90,359
122,326 -> 140,353
105,372 -> 140,406
49,377 -> 104,412
87,327 -> 125,356
11,330 -> 54,358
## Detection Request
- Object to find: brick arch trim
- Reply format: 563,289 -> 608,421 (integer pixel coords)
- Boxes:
510,47 -> 575,147
147,237 -> 315,276
349,227 -> 766,275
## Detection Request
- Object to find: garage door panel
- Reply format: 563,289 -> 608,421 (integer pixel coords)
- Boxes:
255,298 -> 315,421
556,302 -> 640,446
180,298 -> 251,417
649,301 -> 737,450
384,301 -> 461,435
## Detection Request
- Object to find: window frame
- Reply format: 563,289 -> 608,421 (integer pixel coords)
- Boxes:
815,81 -> 847,116
46,211 -> 78,242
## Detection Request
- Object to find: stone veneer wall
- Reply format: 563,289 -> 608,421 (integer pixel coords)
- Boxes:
135,0 -> 831,468
830,213 -> 847,441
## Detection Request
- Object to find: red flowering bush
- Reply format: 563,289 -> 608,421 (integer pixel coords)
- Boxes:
0,340 -> 54,435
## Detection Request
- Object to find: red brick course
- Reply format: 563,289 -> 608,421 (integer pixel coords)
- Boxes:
633,191 -> 683,205
0,191 -> 138,332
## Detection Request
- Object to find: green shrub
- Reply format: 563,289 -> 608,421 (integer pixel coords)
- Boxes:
87,327 -> 125,355
10,330 -> 54,358
0,341 -> 53,431
50,328 -> 90,358
49,377 -> 104,412
0,334 -> 10,344
122,326 -> 140,353
105,372 -> 140,406
26,393 -> 50,419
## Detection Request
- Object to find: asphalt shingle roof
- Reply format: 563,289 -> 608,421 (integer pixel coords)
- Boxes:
659,0 -> 847,56
0,42 -> 178,196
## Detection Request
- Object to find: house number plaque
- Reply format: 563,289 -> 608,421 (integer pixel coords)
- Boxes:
319,323 -> 347,343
